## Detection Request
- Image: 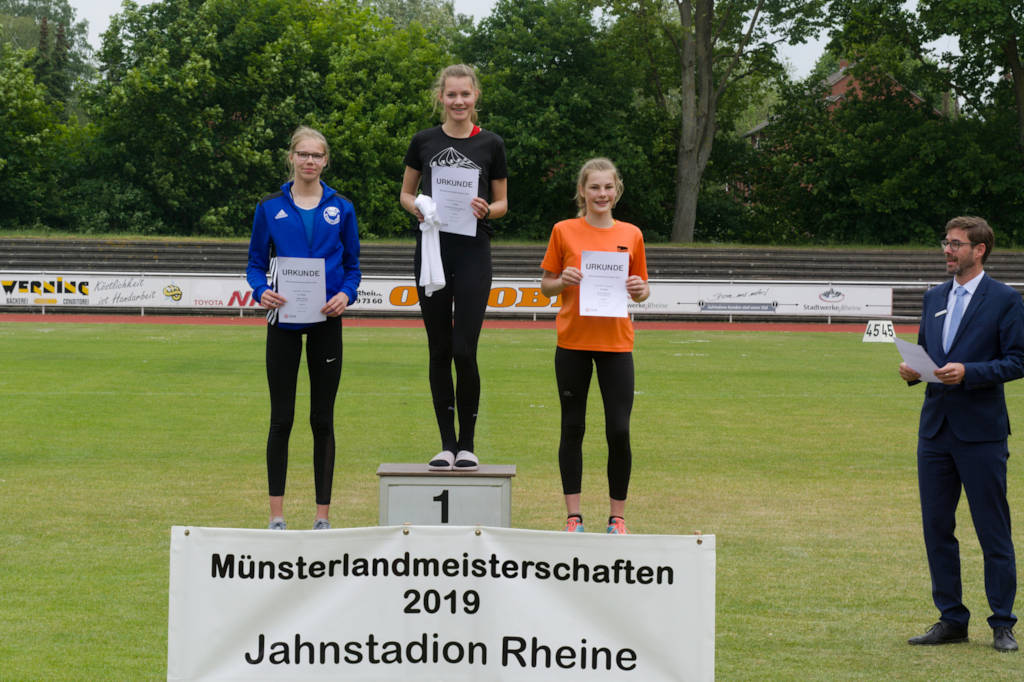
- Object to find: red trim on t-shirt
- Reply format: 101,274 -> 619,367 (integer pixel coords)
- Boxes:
470,125 -> 481,137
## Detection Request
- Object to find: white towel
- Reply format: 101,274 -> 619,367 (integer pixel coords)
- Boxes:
415,194 -> 445,296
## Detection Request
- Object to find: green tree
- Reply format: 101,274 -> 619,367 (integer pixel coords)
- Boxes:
87,0 -> 447,236
0,42 -> 67,228
804,51 -> 841,86
918,0 -> 1024,151
458,0 -> 674,239
368,0 -> 471,45
826,1 -> 950,110
742,0 -> 1024,244
29,14 -> 71,103
322,21 -> 447,238
605,0 -> 829,242
0,12 -> 37,51
0,0 -> 92,102
748,72 -> 1024,244
828,0 -> 924,64
31,13 -> 49,85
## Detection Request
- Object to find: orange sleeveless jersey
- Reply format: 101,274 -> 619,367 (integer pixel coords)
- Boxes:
540,217 -> 648,352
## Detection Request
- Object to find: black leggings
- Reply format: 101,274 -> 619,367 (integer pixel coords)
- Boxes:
555,347 -> 634,500
414,233 -> 492,453
265,318 -> 342,505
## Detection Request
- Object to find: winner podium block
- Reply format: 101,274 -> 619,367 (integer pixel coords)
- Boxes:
376,463 -> 516,527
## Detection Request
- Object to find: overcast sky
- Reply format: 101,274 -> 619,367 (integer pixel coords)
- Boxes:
69,0 -> 828,78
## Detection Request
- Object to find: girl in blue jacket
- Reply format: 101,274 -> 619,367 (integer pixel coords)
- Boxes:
247,126 -> 361,530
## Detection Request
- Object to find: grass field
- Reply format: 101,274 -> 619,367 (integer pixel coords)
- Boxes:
2,320 -> 1024,680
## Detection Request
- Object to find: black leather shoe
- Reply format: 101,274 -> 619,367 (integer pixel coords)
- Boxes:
908,621 -> 969,645
993,627 -> 1018,652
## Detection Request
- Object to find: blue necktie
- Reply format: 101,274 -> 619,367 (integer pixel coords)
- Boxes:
944,286 -> 967,352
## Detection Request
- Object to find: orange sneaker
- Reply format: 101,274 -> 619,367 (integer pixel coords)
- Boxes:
563,516 -> 584,532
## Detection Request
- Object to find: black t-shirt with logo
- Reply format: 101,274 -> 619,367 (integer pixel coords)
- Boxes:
403,125 -> 507,238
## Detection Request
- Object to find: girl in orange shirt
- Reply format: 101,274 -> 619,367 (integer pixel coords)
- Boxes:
540,158 -> 650,534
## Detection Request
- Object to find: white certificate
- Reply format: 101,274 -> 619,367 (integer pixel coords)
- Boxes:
894,337 -> 941,383
276,257 -> 326,324
579,250 -> 629,318
431,166 -> 479,236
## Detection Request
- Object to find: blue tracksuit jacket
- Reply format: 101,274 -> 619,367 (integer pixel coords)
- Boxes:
246,180 -> 361,328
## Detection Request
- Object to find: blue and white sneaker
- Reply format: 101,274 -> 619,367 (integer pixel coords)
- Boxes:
564,516 -> 584,533
607,517 -> 629,534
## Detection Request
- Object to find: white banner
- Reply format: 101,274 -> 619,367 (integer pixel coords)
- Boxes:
0,272 -> 256,310
1,271 -> 891,317
632,281 -> 892,317
168,525 -> 715,681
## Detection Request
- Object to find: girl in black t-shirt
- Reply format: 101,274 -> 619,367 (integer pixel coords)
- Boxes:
400,64 -> 508,472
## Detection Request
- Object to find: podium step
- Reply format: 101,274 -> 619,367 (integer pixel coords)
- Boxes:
376,463 -> 516,526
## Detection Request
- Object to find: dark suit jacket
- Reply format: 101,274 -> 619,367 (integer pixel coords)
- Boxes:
915,274 -> 1024,442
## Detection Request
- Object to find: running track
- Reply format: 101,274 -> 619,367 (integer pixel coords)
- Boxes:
0,313 -> 918,334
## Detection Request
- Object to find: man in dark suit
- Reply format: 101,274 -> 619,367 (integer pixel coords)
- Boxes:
899,216 -> 1024,652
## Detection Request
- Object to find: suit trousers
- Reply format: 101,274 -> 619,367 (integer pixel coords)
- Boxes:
917,420 -> 1017,628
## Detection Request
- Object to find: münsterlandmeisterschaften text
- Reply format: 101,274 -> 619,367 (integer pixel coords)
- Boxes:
212,551 -> 673,585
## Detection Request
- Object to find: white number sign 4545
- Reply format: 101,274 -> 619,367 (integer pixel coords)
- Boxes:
862,319 -> 895,343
